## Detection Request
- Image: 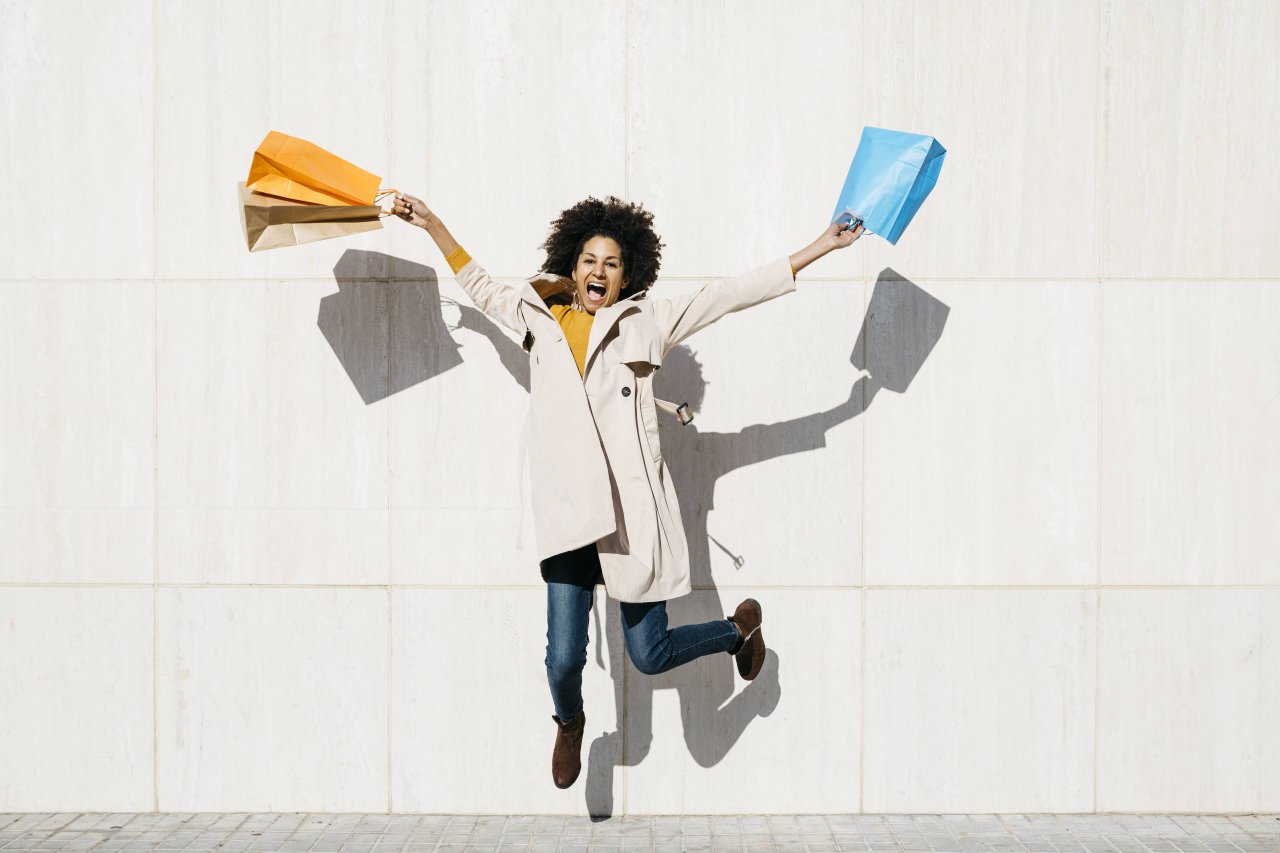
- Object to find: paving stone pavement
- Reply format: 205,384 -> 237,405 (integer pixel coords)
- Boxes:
0,814 -> 1277,853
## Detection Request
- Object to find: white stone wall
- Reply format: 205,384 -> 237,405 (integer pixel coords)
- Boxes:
1,0 -> 1277,814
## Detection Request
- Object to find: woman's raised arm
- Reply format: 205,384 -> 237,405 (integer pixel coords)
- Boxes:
392,192 -> 527,338
651,218 -> 866,354
393,192 -> 461,258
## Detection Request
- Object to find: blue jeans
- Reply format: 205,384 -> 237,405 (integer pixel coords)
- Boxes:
542,544 -> 740,721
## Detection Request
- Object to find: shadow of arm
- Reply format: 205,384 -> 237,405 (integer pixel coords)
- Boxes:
713,373 -> 875,473
451,302 -> 531,393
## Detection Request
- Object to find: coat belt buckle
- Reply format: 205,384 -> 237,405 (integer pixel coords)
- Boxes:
676,402 -> 693,426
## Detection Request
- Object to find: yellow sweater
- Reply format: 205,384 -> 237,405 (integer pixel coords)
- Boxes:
446,245 -> 796,380
549,303 -> 593,377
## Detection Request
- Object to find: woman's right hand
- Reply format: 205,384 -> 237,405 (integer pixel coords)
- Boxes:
391,192 -> 433,229
393,191 -> 463,262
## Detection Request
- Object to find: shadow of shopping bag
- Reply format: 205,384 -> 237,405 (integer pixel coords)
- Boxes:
852,268 -> 950,394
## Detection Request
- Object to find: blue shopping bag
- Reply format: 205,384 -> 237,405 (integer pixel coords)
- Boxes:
830,126 -> 946,245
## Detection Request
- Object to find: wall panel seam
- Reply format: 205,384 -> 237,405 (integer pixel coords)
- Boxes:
1094,0 -> 1107,815
386,0 -> 395,815
621,0 -> 631,815
9,582 -> 1280,590
856,13 -> 870,803
859,271 -> 868,814
13,276 -> 1278,284
151,0 -> 160,815
15,275 -> 1280,283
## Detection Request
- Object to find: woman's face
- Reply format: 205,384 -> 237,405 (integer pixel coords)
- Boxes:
571,235 -> 626,315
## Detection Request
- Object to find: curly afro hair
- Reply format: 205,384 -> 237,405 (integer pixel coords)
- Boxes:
538,195 -> 664,298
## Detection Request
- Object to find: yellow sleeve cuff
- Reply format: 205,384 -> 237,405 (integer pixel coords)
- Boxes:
446,245 -> 472,275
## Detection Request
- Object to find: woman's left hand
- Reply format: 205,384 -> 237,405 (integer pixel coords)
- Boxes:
823,217 -> 865,250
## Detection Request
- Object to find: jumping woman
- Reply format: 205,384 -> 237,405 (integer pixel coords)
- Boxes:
392,192 -> 863,788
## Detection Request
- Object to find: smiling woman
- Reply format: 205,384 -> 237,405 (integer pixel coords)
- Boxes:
533,196 -> 665,376
576,236 -> 621,311
390,189 -> 863,790
538,195 -> 664,310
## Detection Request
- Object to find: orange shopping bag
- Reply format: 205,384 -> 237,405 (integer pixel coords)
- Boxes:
246,130 -> 388,206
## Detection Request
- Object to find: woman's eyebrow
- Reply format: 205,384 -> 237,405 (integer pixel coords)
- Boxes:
581,251 -> 621,261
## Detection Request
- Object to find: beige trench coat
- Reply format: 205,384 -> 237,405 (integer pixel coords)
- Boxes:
455,255 -> 796,603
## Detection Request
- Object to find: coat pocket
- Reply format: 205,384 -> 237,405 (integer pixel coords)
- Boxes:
631,369 -> 663,463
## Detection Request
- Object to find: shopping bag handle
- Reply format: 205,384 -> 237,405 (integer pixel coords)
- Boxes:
376,187 -> 400,217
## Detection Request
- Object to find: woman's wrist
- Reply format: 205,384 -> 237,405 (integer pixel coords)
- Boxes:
789,239 -> 830,277
419,211 -> 442,233
420,213 -> 461,258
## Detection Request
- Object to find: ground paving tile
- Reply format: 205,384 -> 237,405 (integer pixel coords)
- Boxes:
0,815 -> 1278,852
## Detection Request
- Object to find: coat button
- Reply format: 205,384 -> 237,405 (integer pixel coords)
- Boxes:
621,387 -> 631,397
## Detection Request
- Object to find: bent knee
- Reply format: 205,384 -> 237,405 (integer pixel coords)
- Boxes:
628,645 -> 669,676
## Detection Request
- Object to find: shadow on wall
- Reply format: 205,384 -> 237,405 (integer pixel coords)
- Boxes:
582,268 -> 949,817
320,256 -> 947,816
853,268 -> 950,397
319,249 -> 473,404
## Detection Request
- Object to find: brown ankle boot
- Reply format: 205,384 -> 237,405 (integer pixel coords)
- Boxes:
551,710 -> 586,789
727,598 -> 765,680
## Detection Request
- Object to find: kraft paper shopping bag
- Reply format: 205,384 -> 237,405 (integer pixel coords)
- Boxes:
239,182 -> 382,252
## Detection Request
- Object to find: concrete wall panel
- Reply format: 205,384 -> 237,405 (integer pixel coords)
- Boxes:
0,281 -> 154,584
1101,280 -> 1280,585
0,588 -> 154,811
1097,589 -> 1280,811
863,589 -> 1096,813
1102,1 -> 1280,278
156,587 -> 388,811
0,0 -> 153,279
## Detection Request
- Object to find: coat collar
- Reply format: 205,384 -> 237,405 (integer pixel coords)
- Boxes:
518,272 -> 648,376
583,291 -> 645,372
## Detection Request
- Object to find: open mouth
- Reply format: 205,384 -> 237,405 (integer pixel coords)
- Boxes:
585,283 -> 607,305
